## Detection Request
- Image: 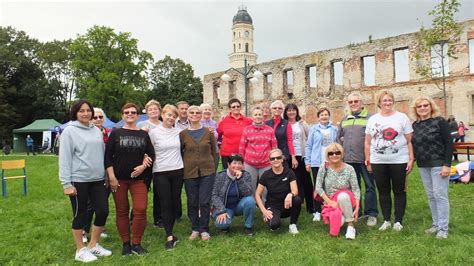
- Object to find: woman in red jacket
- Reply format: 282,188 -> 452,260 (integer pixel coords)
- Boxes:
217,98 -> 252,169
239,106 -> 277,191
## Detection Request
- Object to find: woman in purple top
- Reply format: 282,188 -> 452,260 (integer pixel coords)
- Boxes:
201,103 -> 219,169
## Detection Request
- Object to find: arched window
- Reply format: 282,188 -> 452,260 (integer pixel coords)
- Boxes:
233,44 -> 236,52
239,43 -> 241,50
245,43 -> 249,52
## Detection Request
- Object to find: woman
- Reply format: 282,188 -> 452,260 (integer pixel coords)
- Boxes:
284,103 -> 314,215
211,154 -> 256,236
200,103 -> 219,170
458,121 -> 468,142
149,104 -> 183,251
105,103 -> 155,256
315,143 -> 360,239
304,107 -> 338,221
137,100 -> 163,228
266,100 -> 298,169
262,102 -> 271,122
82,107 -> 112,243
364,90 -> 414,232
217,98 -> 252,169
256,149 -> 301,234
239,106 -> 277,191
59,100 -> 111,263
180,105 -> 217,241
411,96 -> 452,239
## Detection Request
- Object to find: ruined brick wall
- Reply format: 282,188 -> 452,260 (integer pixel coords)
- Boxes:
203,20 -> 474,135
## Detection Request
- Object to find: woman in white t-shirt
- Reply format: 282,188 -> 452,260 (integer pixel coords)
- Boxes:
364,90 -> 414,232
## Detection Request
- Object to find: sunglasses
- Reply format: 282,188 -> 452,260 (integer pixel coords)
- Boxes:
348,100 -> 360,104
123,111 -> 137,115
230,105 -> 241,109
328,151 -> 342,156
416,103 -> 430,109
93,115 -> 104,120
272,107 -> 283,110
269,156 -> 283,161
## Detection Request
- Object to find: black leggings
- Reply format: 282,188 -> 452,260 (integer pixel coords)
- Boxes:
69,181 -> 109,230
154,169 -> 184,237
371,163 -> 407,223
266,196 -> 302,230
294,156 -> 314,213
311,167 -> 322,213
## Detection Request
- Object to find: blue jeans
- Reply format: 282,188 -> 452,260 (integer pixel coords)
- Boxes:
349,163 -> 378,217
214,196 -> 256,229
419,167 -> 450,231
184,174 -> 214,233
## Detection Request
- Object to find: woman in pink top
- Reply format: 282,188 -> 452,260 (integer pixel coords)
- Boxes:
239,107 -> 277,191
458,121 -> 468,142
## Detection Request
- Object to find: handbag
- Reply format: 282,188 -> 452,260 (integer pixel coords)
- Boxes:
313,165 -> 327,203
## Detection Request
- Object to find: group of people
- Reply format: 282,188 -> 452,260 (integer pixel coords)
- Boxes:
59,89 -> 454,263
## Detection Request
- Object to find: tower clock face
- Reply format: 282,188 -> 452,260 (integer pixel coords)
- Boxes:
245,31 -> 249,37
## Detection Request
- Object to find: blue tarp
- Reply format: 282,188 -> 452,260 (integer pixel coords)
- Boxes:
49,118 -> 116,132
114,114 -> 148,128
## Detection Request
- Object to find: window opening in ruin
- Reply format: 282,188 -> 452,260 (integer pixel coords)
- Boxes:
362,56 -> 375,86
331,60 -> 343,86
306,65 -> 317,89
229,80 -> 236,99
264,73 -> 273,98
285,69 -> 294,86
469,39 -> 474,74
431,42 -> 449,78
394,48 -> 409,82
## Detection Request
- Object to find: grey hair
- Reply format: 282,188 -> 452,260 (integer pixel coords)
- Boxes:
93,107 -> 106,118
200,103 -> 213,110
270,100 -> 284,109
347,92 -> 363,103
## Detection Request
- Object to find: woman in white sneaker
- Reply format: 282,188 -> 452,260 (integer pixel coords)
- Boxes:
256,149 -> 302,234
59,100 -> 112,263
315,143 -> 360,239
365,90 -> 414,232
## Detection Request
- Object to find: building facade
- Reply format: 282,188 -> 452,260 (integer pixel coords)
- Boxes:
203,19 -> 474,133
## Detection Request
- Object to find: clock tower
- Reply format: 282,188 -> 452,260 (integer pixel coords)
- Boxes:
229,5 -> 257,68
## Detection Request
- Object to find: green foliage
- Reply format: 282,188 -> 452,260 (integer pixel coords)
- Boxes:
416,0 -> 462,115
70,26 -> 153,120
148,55 -> 203,106
0,155 -> 473,264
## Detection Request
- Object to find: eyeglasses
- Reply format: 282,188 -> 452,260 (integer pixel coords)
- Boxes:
272,107 -> 283,110
230,105 -> 241,109
348,100 -> 360,104
93,115 -> 104,120
416,103 -> 430,109
327,151 -> 342,156
189,111 -> 202,115
269,156 -> 283,161
123,111 -> 137,115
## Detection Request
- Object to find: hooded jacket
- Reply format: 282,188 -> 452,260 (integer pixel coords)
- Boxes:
59,121 -> 105,189
304,123 -> 338,167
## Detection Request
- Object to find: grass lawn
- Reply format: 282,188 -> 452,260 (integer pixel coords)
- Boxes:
0,155 -> 473,265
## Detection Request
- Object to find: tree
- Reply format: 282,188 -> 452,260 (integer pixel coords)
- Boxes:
70,26 -> 153,120
148,55 -> 203,106
416,0 -> 462,116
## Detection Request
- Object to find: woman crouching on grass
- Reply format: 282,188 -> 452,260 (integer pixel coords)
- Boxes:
106,103 -> 155,256
59,99 -> 111,263
316,143 -> 360,239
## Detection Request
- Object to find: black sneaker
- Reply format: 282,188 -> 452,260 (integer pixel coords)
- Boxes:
122,242 -> 132,256
245,227 -> 254,237
165,236 -> 179,251
131,244 -> 147,256
154,219 -> 164,228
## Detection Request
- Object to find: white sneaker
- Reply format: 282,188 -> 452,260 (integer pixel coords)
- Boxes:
393,222 -> 403,232
89,243 -> 112,257
345,226 -> 356,240
75,247 -> 97,263
100,232 -> 109,239
379,221 -> 391,231
289,224 -> 299,234
367,216 -> 377,227
312,212 -> 321,222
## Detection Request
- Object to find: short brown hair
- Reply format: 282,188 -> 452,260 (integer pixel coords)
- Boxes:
317,107 -> 331,117
121,103 -> 139,114
145,99 -> 161,112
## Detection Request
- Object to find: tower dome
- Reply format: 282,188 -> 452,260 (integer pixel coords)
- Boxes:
232,6 -> 253,25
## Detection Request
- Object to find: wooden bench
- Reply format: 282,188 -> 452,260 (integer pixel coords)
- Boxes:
453,142 -> 474,161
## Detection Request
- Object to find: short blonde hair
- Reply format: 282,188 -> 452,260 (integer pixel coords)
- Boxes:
325,143 -> 344,161
269,148 -> 285,160
410,96 -> 442,122
162,104 -> 178,117
145,99 -> 162,112
375,90 -> 395,109
93,107 -> 106,117
187,105 -> 202,114
200,103 -> 212,110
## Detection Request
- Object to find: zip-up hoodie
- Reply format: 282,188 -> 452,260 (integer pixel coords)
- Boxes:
59,121 -> 105,189
304,122 -> 338,167
337,107 -> 372,163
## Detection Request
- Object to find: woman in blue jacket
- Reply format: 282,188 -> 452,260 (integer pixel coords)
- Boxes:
304,107 -> 338,221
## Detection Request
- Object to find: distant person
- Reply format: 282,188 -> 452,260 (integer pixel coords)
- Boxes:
447,115 -> 459,160
3,143 -> 11,155
337,92 -> 378,226
26,135 -> 35,155
411,96 -> 452,239
256,148 -> 301,234
262,102 -> 271,122
59,100 -> 111,263
217,98 -> 252,169
200,103 -> 219,170
457,121 -> 468,142
175,101 -> 190,131
211,153 -> 256,236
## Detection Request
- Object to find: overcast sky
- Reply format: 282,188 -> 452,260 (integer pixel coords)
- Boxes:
1,0 -> 473,78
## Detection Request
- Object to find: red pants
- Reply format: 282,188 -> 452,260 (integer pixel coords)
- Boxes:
113,179 -> 148,245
